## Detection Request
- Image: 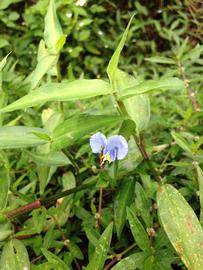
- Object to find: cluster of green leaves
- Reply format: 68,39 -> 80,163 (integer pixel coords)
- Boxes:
0,0 -> 203,269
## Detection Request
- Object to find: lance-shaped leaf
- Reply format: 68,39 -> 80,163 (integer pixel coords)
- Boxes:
52,114 -> 122,150
114,180 -> 135,238
25,40 -> 59,90
25,150 -> 71,167
111,252 -> 147,270
107,15 -> 134,84
145,56 -> 175,64
0,166 -> 9,209
41,248 -> 69,269
0,53 -> 11,72
119,77 -> 184,99
127,207 -> 151,253
86,222 -> 113,270
171,131 -> 192,155
0,214 -> 13,241
157,184 -> 203,270
197,166 -> 203,225
0,126 -> 50,148
0,79 -> 113,113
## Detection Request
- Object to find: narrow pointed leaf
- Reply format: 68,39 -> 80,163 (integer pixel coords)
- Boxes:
127,207 -> 151,253
41,248 -> 69,269
111,252 -> 147,270
52,114 -> 122,150
0,126 -> 50,148
171,131 -> 192,154
0,53 -> 11,72
157,184 -> 203,270
107,15 -> 134,84
0,166 -> 9,209
119,78 -> 184,99
197,166 -> 203,225
86,222 -> 113,270
25,150 -> 71,167
145,56 -> 175,64
0,80 -> 113,113
114,180 -> 135,238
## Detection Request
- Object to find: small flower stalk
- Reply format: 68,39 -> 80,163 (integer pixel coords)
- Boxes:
90,132 -> 128,165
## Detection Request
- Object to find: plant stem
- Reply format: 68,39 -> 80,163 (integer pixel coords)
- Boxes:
115,98 -> 162,185
135,134 -> 162,185
6,179 -> 97,220
6,200 -> 41,219
104,243 -> 137,270
178,61 -> 200,112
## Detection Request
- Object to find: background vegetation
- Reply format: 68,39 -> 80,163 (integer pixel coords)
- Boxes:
0,0 -> 203,269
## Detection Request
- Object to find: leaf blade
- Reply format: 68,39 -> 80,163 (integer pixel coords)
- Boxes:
157,184 -> 203,270
0,79 -> 113,113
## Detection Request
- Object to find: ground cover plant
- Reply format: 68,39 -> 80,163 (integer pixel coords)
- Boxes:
0,0 -> 203,269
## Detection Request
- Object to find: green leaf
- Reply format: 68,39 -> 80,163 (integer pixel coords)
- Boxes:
0,166 -> 9,209
182,45 -> 203,62
115,69 -> 150,134
0,53 -> 11,72
171,131 -> 192,154
25,48 -> 58,90
44,0 -> 65,52
145,56 -> 175,64
0,0 -> 23,10
197,166 -> 203,225
0,79 -> 113,113
119,119 -> 136,140
119,77 -> 184,99
0,126 -> 50,149
135,182 -> 152,227
143,255 -> 154,270
0,38 -> 10,49
0,213 -> 13,241
52,114 -> 122,150
38,166 -> 56,195
25,150 -> 71,167
32,208 -> 47,234
41,248 -> 69,269
157,184 -> 203,270
107,15 -> 134,85
111,252 -> 147,270
0,239 -> 30,270
86,222 -> 113,270
62,171 -> 76,190
127,207 -> 151,253
114,180 -> 135,238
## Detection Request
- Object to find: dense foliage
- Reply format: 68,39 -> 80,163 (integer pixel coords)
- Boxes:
0,0 -> 203,269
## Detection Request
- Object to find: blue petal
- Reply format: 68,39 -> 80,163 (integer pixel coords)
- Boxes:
90,132 -> 107,154
109,148 -> 117,161
105,135 -> 128,160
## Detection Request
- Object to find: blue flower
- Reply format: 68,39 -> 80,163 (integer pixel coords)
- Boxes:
90,132 -> 128,163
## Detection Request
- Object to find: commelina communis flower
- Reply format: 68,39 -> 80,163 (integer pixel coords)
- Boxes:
90,132 -> 128,164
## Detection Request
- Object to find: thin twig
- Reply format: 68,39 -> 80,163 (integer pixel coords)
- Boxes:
5,179 -> 97,220
115,98 -> 163,185
104,243 -> 137,270
134,134 -> 162,185
178,61 -> 200,112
